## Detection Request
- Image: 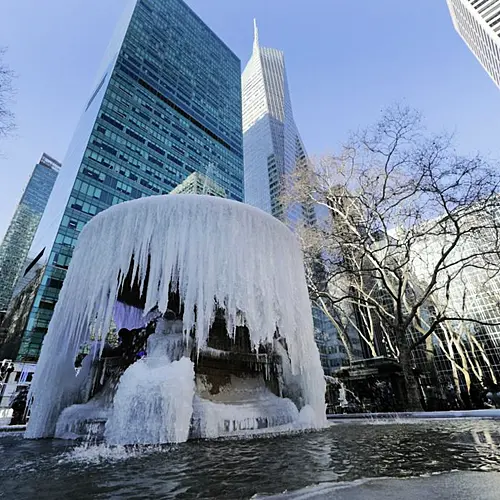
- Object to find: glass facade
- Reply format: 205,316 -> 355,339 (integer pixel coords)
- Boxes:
410,219 -> 500,389
171,172 -> 226,197
242,23 -> 361,370
242,22 -> 308,224
0,154 -> 60,312
447,0 -> 500,89
17,0 -> 244,361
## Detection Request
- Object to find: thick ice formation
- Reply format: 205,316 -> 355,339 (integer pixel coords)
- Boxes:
113,302 -> 150,331
103,328 -> 195,445
192,376 -> 300,439
55,395 -> 111,441
105,357 -> 195,445
26,195 -> 326,439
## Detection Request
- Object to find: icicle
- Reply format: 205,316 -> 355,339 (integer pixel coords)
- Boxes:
26,195 -> 326,438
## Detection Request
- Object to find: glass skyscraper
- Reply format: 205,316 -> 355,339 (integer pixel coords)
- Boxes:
242,23 -> 363,369
171,172 -> 226,197
242,21 -> 307,223
17,0 -> 244,361
0,154 -> 60,313
447,0 -> 500,89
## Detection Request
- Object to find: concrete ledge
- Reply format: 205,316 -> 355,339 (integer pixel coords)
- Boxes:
327,409 -> 500,420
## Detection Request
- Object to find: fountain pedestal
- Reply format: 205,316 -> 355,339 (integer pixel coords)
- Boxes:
26,195 -> 326,442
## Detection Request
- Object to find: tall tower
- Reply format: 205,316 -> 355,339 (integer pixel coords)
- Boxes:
242,21 -> 307,223
447,0 -> 500,88
242,24 -> 363,372
16,0 -> 244,361
0,154 -> 60,313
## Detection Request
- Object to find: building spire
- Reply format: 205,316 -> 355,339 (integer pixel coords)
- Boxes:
253,18 -> 260,51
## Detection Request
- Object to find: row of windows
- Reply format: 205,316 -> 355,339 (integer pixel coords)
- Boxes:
74,179 -> 102,200
83,165 -> 106,182
52,252 -> 72,270
55,233 -> 78,247
96,116 -> 187,176
61,215 -> 85,232
69,195 -> 100,216
117,180 -> 133,195
96,125 -> 145,158
118,62 -> 235,153
74,171 -> 160,210
86,149 -> 170,193
110,75 -> 243,183
319,345 -> 347,355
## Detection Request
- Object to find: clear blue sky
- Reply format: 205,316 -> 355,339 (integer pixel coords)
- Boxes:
1,0 -> 500,240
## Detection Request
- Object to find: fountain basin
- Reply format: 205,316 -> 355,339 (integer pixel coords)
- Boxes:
27,195 -> 326,443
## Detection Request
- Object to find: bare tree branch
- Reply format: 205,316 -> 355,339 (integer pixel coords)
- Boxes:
284,105 -> 500,411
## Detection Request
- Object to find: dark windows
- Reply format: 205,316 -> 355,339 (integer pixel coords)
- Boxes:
149,156 -> 164,167
92,139 -> 118,156
101,113 -> 124,131
39,300 -> 56,310
167,154 -> 183,167
82,166 -> 106,183
47,279 -> 64,290
126,128 -> 146,143
147,141 -> 165,156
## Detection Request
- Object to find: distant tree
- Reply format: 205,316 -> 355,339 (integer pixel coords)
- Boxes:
0,47 -> 15,141
286,105 -> 500,411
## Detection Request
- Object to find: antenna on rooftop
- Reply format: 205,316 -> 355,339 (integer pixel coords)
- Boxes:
253,19 -> 260,51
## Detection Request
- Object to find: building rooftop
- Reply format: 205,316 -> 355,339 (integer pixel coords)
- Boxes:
171,172 -> 226,198
39,153 -> 61,172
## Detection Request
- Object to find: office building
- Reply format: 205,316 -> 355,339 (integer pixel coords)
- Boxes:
242,23 -> 362,370
312,308 -> 361,375
447,0 -> 500,88
0,154 -> 60,313
0,263 -> 45,361
171,171 -> 226,197
17,0 -> 244,361
242,21 -> 308,223
411,213 -> 500,387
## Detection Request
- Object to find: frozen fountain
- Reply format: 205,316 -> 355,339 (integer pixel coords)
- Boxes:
26,195 -> 326,443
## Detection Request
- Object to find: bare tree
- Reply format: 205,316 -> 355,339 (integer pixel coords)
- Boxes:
286,106 -> 500,411
0,47 -> 15,141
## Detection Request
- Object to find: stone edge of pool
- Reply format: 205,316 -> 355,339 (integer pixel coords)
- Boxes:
327,409 -> 500,420
2,410 -> 500,433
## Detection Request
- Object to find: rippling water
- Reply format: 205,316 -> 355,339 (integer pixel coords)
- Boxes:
1,419 -> 500,499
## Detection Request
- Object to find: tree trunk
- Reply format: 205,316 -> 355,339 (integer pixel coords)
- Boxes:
398,335 -> 424,411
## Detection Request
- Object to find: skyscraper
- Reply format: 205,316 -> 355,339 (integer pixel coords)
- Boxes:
17,0 -> 244,361
447,0 -> 500,88
171,171 -> 226,197
411,211 -> 500,387
0,154 -> 60,313
241,23 -> 363,370
242,21 -> 307,223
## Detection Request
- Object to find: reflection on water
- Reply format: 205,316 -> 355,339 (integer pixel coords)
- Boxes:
1,419 -> 500,499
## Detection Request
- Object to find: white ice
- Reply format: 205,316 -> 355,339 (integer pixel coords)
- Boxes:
192,375 -> 300,439
26,195 -> 326,439
104,357 -> 195,445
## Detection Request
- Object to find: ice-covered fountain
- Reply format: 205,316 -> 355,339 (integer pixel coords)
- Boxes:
26,195 -> 326,443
